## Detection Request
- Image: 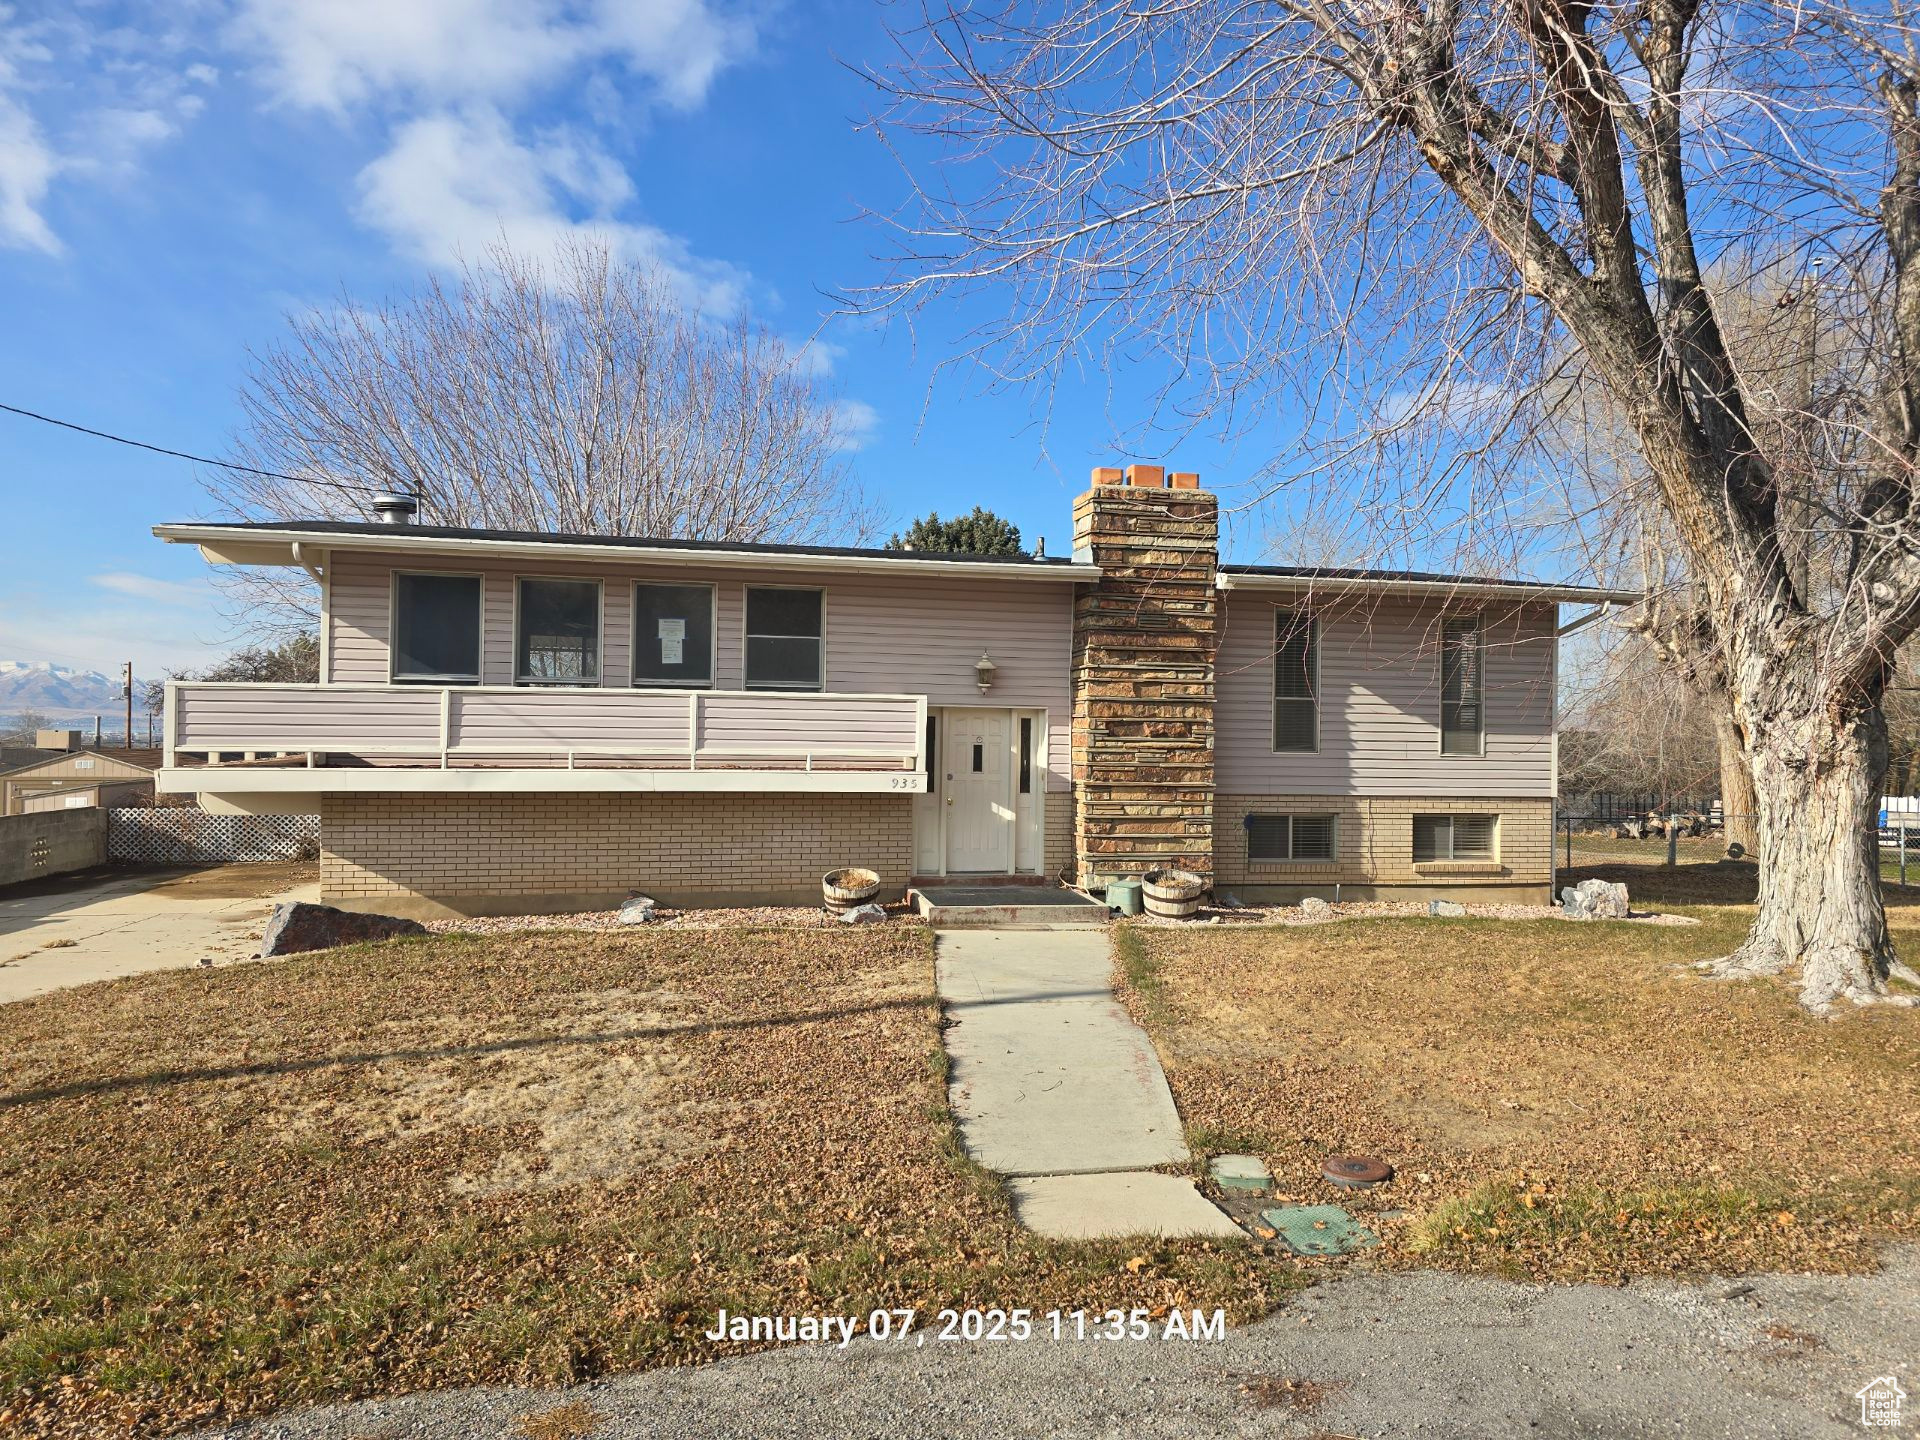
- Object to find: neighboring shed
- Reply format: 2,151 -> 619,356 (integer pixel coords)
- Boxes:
0,748 -> 164,816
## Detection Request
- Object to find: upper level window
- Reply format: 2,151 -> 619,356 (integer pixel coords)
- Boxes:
1413,813 -> 1497,862
393,572 -> 481,684
745,587 -> 823,691
1272,609 -> 1319,753
633,583 -> 715,688
516,578 -> 600,685
1440,615 -> 1483,755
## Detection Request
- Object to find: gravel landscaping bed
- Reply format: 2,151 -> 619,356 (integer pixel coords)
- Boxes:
1136,898 -> 1698,926
425,902 -> 921,936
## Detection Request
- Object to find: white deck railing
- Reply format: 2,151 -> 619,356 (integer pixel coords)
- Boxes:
164,681 -> 926,774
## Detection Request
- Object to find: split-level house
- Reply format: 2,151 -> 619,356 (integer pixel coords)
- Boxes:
150,467 -> 1634,917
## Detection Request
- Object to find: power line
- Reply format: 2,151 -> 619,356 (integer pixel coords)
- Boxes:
0,401 -> 383,495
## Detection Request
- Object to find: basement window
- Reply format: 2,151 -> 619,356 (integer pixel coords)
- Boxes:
1245,813 -> 1337,863
744,588 -> 824,691
517,578 -> 601,685
392,572 -> 482,684
1413,813 -> 1497,862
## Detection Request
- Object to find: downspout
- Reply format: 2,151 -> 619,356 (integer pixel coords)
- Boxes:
290,542 -> 325,585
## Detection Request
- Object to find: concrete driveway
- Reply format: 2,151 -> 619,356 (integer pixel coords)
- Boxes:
0,863 -> 317,1003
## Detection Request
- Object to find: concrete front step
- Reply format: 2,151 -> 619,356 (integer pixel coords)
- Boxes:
910,885 -> 1108,928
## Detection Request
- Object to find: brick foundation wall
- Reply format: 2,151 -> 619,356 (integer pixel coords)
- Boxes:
1213,794 -> 1554,899
320,792 -> 914,917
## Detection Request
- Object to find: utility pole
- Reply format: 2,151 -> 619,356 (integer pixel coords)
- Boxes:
123,661 -> 133,750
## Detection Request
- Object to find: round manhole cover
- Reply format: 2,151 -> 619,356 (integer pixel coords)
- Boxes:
1322,1155 -> 1393,1189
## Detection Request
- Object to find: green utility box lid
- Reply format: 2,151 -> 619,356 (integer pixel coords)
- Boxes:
1106,878 -> 1144,916
1261,1204 -> 1380,1256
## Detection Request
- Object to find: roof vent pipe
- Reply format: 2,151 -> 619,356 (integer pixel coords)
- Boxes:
370,492 -> 418,525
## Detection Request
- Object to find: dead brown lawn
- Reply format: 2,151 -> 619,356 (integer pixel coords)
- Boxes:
1119,867 -> 1920,1282
0,926 -> 1287,1438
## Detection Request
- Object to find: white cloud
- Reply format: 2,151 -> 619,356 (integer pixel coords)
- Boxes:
232,0 -> 751,114
830,398 -> 879,452
0,9 -> 218,253
91,572 -> 212,607
0,595 -> 228,678
0,83 -> 58,253
355,107 -> 745,311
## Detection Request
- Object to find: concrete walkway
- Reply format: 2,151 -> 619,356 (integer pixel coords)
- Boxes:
935,927 -> 1237,1239
0,864 -> 317,1003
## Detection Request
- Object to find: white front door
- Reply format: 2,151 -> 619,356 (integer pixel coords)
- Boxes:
944,709 -> 1014,873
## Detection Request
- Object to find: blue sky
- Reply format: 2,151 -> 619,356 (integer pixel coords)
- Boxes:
0,0 -> 1296,682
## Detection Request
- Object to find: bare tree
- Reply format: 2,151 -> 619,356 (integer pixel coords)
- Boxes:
863,0 -> 1920,1009
208,235 -> 878,635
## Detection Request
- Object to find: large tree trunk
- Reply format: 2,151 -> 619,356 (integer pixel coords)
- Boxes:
1713,705 -> 1760,855
1714,674 -> 1919,1010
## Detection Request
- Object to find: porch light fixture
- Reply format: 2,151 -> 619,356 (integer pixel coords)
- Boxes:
974,650 -> 998,694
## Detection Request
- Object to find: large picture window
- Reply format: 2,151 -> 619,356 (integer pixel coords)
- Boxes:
633,583 -> 715,687
744,587 -> 823,690
392,573 -> 481,683
1272,609 -> 1319,753
1440,615 -> 1484,755
516,578 -> 601,684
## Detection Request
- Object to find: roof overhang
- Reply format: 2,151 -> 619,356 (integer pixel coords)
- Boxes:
153,524 -> 1100,583
1215,571 -> 1642,606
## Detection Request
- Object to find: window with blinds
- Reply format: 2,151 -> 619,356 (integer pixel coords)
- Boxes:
1440,615 -> 1483,755
1272,609 -> 1319,753
1412,813 -> 1497,861
1245,812 -> 1337,862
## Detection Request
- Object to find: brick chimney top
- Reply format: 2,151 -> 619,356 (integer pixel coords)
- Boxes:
1089,464 -> 1202,490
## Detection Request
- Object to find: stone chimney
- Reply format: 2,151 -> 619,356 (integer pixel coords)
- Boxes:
1070,464 -> 1218,888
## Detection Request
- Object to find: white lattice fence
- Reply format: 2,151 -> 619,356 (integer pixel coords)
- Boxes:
108,808 -> 319,866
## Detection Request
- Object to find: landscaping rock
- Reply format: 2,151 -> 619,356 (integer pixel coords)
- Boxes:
260,902 -> 425,957
1560,878 -> 1631,921
838,902 -> 888,925
617,896 -> 658,925
1299,897 -> 1334,919
1428,900 -> 1467,917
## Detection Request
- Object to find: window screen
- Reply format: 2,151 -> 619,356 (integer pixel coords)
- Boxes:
1245,813 -> 1336,862
633,583 -> 714,687
1440,616 -> 1483,755
516,578 -> 599,684
1413,813 -> 1497,861
1273,610 -> 1318,752
393,573 -> 481,682
744,588 -> 823,690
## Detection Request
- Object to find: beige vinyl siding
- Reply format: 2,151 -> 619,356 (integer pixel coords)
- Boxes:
323,549 -> 1073,791
1215,591 -> 1556,797
178,685 -> 445,752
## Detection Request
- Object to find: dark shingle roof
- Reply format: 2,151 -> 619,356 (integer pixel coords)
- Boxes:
183,519 -> 1078,566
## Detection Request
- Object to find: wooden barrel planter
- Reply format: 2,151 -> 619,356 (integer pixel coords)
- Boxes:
1142,868 -> 1205,920
822,867 -> 881,914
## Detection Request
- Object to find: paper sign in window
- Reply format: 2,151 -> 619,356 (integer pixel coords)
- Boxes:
658,617 -> 686,665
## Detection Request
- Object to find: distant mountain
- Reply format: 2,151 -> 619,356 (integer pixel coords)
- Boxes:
0,661 -> 129,718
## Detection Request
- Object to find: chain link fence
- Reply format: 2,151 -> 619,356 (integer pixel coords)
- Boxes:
107,808 -> 319,867
1556,808 -> 1920,892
